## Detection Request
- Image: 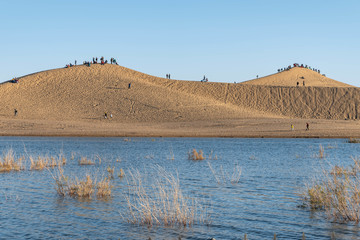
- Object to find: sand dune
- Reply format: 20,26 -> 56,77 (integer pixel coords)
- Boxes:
0,64 -> 359,137
241,67 -> 354,87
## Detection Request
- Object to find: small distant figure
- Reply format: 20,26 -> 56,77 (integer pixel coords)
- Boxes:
166,74 -> 168,79
306,122 -> 309,131
75,60 -> 77,65
128,83 -> 131,89
291,124 -> 294,131
297,82 -> 299,86
168,74 -> 171,79
303,81 -> 305,86
14,109 -> 18,116
256,75 -> 258,78
110,114 -> 113,118
104,112 -> 108,119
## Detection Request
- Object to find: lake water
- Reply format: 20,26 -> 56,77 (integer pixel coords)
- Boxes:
1,137 -> 360,240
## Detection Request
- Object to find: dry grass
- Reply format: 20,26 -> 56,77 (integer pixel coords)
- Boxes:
97,177 -> 112,197
29,153 -> 66,171
79,157 -> 96,165
123,166 -> 209,227
0,149 -> 25,172
348,138 -> 360,143
304,157 -> 360,222
318,144 -> 325,158
118,168 -> 125,178
52,166 -> 112,199
207,161 -> 242,184
188,149 -> 205,160
107,166 -> 115,179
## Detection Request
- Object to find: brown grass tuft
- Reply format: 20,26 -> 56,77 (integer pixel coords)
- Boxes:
188,149 -> 205,160
0,149 -> 25,172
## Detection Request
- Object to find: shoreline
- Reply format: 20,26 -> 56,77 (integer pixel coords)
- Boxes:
0,117 -> 359,139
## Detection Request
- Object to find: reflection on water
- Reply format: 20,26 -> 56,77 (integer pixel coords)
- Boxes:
1,137 -> 360,239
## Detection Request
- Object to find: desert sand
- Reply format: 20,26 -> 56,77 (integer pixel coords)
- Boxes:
0,64 -> 359,138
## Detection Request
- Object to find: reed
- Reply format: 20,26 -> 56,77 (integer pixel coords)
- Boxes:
123,166 -> 209,227
107,166 -> 115,179
51,166 -> 112,199
318,144 -> 325,158
78,157 -> 95,165
0,149 -> 25,172
188,149 -> 205,160
304,157 -> 360,222
207,161 -> 242,184
97,177 -> 112,197
118,168 -> 125,178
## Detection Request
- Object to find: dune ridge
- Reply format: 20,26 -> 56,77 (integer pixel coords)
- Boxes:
0,64 -> 359,137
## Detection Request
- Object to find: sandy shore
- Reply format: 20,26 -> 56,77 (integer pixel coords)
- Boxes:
1,117 -> 359,138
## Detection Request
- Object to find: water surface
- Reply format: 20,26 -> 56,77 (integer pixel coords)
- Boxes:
1,137 -> 359,239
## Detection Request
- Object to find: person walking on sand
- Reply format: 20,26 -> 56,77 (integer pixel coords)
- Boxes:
14,109 -> 17,116
104,112 -> 108,119
291,124 -> 294,131
128,83 -> 131,89
306,122 -> 309,131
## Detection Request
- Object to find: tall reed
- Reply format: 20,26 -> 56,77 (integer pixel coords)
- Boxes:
123,166 -> 209,227
304,157 -> 360,222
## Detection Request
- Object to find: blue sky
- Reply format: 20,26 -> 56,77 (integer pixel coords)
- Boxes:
1,0 -> 359,86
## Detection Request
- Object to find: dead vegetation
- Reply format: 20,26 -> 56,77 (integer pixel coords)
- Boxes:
304,157 -> 360,222
188,149 -> 205,160
52,166 -> 112,199
123,166 -> 209,227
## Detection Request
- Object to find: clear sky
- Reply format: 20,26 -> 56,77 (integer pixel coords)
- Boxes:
1,0 -> 359,86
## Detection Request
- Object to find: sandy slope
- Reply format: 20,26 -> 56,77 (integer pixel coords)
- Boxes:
0,64 -> 359,137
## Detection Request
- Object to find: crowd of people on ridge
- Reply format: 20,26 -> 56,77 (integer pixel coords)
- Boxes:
277,63 -> 324,75
65,57 -> 118,68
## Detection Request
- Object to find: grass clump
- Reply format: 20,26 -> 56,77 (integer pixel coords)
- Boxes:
78,157 -> 96,165
29,153 -> 66,171
52,166 -> 112,199
0,149 -> 25,172
123,166 -> 209,227
348,138 -> 360,143
304,157 -> 360,222
188,149 -> 205,160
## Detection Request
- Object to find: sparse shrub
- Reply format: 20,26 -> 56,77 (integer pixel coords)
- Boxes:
188,149 -> 205,160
